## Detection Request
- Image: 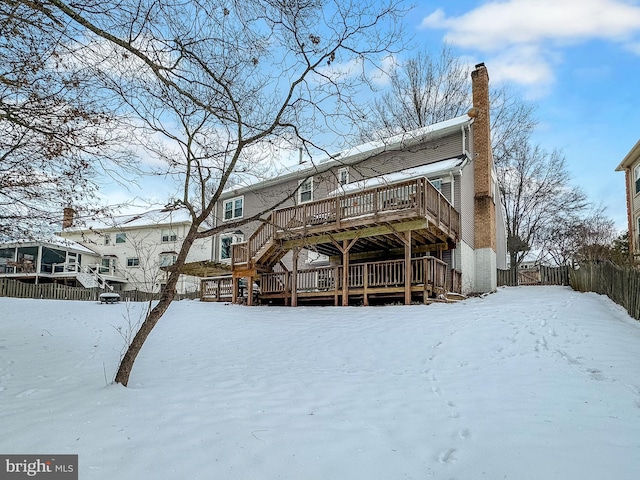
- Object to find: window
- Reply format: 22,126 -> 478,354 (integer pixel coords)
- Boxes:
161,229 -> 177,242
223,196 -> 244,221
127,257 -> 139,267
635,165 -> 640,195
115,233 -> 126,244
159,253 -> 177,267
338,168 -> 349,186
104,234 -> 111,246
299,177 -> 313,203
219,233 -> 244,261
100,258 -> 112,274
430,179 -> 443,191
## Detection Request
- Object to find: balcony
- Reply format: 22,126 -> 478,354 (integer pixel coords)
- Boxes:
231,177 -> 460,270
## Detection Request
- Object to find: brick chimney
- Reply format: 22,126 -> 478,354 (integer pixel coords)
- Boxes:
470,63 -> 497,292
62,207 -> 75,229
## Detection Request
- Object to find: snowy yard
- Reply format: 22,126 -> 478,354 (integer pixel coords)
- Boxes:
1,286 -> 639,479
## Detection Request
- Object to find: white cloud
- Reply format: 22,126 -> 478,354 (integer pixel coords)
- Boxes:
421,0 -> 640,91
626,41 -> 640,54
422,0 -> 640,50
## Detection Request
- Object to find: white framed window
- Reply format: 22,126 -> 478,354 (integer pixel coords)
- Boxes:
126,257 -> 139,267
104,234 -> 111,246
219,233 -> 244,261
161,229 -> 177,242
299,177 -> 313,203
223,196 -> 244,221
635,164 -> 640,195
100,258 -> 113,274
430,178 -> 443,191
159,253 -> 177,267
115,233 -> 126,244
338,167 -> 349,186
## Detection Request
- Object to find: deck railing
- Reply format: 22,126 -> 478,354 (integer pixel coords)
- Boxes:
232,177 -> 460,268
201,276 -> 234,301
260,256 -> 448,294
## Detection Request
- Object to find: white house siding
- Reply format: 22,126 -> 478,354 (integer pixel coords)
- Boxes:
459,162 -> 476,248
61,214 -> 212,294
495,189 -> 508,270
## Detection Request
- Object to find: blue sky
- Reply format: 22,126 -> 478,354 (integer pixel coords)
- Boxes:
413,0 -> 640,232
103,0 -> 638,233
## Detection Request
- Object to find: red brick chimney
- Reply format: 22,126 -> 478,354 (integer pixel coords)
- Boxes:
471,63 -> 496,252
470,63 -> 497,292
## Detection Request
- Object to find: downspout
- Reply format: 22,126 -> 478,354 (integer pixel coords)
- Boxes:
36,245 -> 42,285
461,123 -> 472,160
212,201 -> 218,261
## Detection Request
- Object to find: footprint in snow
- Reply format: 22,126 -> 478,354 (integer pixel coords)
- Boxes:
438,448 -> 456,464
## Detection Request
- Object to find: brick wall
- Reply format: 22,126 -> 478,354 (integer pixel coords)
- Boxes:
471,63 -> 497,253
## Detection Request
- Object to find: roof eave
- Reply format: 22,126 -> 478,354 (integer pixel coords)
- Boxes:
222,115 -> 473,198
616,139 -> 640,171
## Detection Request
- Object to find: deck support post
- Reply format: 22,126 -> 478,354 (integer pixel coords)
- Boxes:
337,237 -> 359,306
247,275 -> 254,306
291,248 -> 300,307
363,262 -> 369,306
342,240 -> 349,306
404,231 -> 412,305
423,257 -> 430,304
284,270 -> 290,306
232,277 -> 238,304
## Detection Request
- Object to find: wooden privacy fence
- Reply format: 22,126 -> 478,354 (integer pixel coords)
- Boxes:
0,278 -> 199,302
497,266 -> 570,287
570,262 -> 640,321
0,278 -> 99,301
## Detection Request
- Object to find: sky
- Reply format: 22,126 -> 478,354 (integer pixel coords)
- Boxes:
413,0 -> 639,231
100,0 -> 639,233
1,286 -> 639,479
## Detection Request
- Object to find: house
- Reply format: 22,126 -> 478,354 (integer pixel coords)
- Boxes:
203,63 -> 508,305
616,139 -> 640,260
59,208 -> 213,294
0,236 -> 109,288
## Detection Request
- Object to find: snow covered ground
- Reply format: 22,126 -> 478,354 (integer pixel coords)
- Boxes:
1,286 -> 639,479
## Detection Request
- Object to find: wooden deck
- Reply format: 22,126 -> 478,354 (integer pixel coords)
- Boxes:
233,177 -> 459,268
202,257 -> 461,305
209,176 -> 462,306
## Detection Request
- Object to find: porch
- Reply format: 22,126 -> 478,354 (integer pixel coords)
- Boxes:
217,176 -> 462,306
202,255 -> 462,306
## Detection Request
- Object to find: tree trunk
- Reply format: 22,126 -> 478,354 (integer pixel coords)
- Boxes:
509,250 -> 519,286
113,224 -> 198,386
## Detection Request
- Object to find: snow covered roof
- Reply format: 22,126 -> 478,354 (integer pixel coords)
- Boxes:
0,236 -> 99,255
64,208 -> 194,232
317,115 -> 471,167
328,157 -> 467,196
223,114 -> 472,197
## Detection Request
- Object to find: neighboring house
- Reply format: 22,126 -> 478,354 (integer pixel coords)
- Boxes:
616,139 -> 640,260
0,236 -> 111,288
60,208 -> 213,294
204,63 -> 507,305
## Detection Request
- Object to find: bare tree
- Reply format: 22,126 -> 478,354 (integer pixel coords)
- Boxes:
34,0 -> 407,385
497,141 -> 589,269
361,44 -> 538,163
367,45 -> 471,135
0,0 -> 133,238
542,208 -> 618,267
